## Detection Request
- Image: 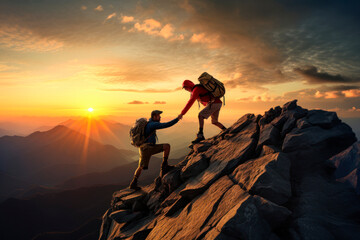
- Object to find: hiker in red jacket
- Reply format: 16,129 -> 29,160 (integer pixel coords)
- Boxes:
178,80 -> 226,144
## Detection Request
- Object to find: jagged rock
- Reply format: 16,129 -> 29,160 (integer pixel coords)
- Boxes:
283,123 -> 356,153
180,118 -> 258,199
203,194 -> 272,240
306,110 -> 341,129
146,176 -> 235,239
228,113 -> 255,134
337,169 -> 360,194
132,200 -> 147,212
252,195 -> 291,228
329,141 -> 360,194
193,141 -> 212,153
121,191 -> 147,207
258,123 -> 280,146
146,190 -> 162,210
112,189 -> 139,206
100,101 -> 360,240
162,167 -> 182,193
282,99 -> 297,111
259,145 -> 280,157
296,117 -> 312,129
110,210 -> 142,224
114,201 -> 128,210
230,152 -> 291,205
99,208 -> 112,240
281,117 -> 296,137
180,153 -> 209,180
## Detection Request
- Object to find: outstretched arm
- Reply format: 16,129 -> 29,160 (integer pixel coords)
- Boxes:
180,88 -> 199,115
149,118 -> 179,131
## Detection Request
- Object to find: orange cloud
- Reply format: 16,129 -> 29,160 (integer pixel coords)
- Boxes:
81,5 -> 87,10
349,107 -> 360,112
121,16 -> 135,23
0,25 -> 64,52
94,5 -> 103,11
128,100 -> 149,104
154,101 -> 166,104
106,13 -> 117,21
342,89 -> 360,98
132,19 -> 183,41
190,33 -> 220,48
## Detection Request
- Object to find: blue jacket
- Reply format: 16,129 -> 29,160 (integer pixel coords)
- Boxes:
144,118 -> 179,144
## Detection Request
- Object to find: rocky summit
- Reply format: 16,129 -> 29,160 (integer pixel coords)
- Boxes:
99,100 -> 360,240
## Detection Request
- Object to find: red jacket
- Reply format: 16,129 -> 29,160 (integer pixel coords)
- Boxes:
181,85 -> 222,115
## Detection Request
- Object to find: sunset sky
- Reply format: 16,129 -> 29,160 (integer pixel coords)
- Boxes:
1,0 -> 359,127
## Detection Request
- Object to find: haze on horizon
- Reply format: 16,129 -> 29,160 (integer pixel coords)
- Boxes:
0,0 -> 359,128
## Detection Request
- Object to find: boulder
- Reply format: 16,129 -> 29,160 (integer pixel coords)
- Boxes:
122,191 -> 147,206
258,123 -> 280,146
329,141 -> 360,194
282,99 -> 298,112
230,152 -> 291,205
162,167 -> 182,193
306,110 -> 341,129
283,124 -> 356,153
259,145 -> 280,157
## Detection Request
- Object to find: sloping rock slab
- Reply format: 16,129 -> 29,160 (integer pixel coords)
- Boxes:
180,120 -> 258,199
146,176 -> 234,240
203,194 -> 272,240
180,153 -> 209,180
230,152 -> 291,205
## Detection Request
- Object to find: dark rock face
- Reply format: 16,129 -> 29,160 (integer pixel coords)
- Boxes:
99,100 -> 360,240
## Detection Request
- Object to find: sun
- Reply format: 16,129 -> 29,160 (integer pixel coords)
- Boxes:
88,107 -> 94,112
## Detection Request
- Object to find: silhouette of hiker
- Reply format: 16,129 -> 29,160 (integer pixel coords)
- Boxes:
129,110 -> 181,190
179,80 -> 226,144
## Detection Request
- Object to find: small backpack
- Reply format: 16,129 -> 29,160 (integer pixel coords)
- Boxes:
129,118 -> 148,147
198,72 -> 225,100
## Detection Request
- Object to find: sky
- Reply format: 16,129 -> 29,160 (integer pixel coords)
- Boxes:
0,0 -> 359,127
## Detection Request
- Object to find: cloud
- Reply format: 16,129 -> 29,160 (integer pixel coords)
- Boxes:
121,16 -> 135,23
0,25 -> 64,52
132,18 -> 183,41
81,5 -> 87,11
190,33 -> 220,48
349,107 -> 360,112
94,5 -> 104,12
100,87 -> 181,93
105,13 -> 117,21
154,101 -> 166,104
343,89 -> 360,98
128,100 -> 149,104
294,66 -> 357,84
237,93 -> 283,102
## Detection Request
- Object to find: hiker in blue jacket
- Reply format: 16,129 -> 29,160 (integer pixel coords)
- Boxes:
129,110 -> 181,190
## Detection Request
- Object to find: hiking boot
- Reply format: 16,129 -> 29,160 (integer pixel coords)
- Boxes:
160,164 -> 175,178
191,133 -> 205,144
129,177 -> 141,190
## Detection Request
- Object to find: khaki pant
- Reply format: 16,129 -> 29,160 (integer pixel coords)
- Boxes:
138,143 -> 164,169
199,102 -> 222,121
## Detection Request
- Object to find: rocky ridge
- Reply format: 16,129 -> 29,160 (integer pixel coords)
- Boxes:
99,100 -> 360,240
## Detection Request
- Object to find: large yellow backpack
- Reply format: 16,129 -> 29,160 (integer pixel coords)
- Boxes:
198,72 -> 226,104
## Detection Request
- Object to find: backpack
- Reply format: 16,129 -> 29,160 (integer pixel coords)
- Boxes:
129,118 -> 149,147
198,72 -> 225,99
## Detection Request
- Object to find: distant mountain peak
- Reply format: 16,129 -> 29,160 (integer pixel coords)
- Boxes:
99,99 -> 360,240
